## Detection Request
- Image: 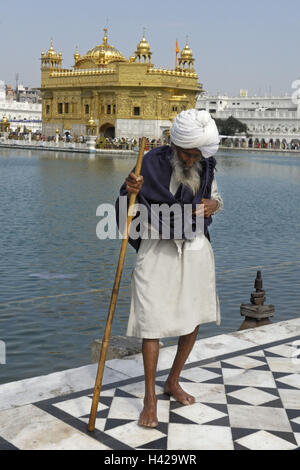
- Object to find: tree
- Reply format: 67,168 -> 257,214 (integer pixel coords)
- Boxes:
214,116 -> 248,136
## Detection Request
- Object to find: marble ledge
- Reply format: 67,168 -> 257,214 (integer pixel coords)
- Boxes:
0,318 -> 299,413
0,364 -> 129,413
229,318 -> 300,345
106,319 -> 300,376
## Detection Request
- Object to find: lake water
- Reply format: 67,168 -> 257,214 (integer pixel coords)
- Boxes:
0,148 -> 300,384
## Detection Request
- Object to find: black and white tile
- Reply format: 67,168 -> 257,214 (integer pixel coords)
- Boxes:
2,335 -> 299,450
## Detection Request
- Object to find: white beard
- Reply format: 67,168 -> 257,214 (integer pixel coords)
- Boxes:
170,150 -> 202,195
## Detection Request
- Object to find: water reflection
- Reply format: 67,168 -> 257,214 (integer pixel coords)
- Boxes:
0,148 -> 299,384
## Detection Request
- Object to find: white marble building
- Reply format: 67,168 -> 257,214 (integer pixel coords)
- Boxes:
197,90 -> 300,149
0,80 -> 42,133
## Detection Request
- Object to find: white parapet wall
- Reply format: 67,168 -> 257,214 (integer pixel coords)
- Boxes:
43,123 -> 87,137
115,119 -> 172,140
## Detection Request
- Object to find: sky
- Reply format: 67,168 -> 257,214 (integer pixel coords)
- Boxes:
1,0 -> 300,96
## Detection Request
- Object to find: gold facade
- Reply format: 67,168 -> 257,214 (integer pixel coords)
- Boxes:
0,115 -> 10,133
41,30 -> 202,138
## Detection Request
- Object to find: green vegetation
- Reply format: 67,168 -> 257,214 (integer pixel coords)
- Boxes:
214,116 -> 248,136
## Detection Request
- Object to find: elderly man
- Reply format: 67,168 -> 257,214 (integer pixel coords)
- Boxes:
116,109 -> 223,428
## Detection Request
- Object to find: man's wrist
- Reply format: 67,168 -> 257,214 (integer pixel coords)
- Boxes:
213,199 -> 220,213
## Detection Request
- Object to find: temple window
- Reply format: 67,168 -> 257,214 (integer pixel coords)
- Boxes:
85,104 -> 90,115
113,104 -> 116,114
133,106 -> 140,116
172,106 -> 178,112
58,103 -> 63,114
65,103 -> 69,114
107,104 -> 111,115
46,105 -> 50,114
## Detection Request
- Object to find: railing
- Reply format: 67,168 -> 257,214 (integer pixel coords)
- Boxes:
0,103 -> 41,111
50,68 -> 116,78
0,138 -> 88,150
0,138 -> 167,152
148,68 -> 197,78
217,110 -> 299,119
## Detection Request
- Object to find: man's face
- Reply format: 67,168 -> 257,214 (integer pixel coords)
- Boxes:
174,145 -> 203,170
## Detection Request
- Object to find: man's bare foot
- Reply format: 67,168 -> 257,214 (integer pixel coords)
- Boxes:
164,380 -> 195,405
138,396 -> 158,428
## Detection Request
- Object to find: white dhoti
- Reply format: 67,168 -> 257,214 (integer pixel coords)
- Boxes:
126,175 -> 223,339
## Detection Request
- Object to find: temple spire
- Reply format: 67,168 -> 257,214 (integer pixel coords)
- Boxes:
103,28 -> 108,45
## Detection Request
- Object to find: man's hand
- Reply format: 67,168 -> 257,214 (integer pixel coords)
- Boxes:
193,199 -> 218,218
126,172 -> 144,195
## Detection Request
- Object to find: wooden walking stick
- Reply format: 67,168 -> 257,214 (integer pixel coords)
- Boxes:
88,137 -> 147,432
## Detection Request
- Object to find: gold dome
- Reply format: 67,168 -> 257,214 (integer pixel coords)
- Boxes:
1,115 -> 8,123
181,43 -> 193,59
134,30 -> 152,64
88,116 -> 95,126
136,35 -> 151,54
77,28 -> 127,67
45,40 -> 59,58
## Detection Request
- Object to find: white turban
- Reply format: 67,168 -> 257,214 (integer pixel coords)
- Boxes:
170,109 -> 220,158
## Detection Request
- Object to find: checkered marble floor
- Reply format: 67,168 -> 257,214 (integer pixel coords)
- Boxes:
25,335 -> 299,451
1,334 -> 299,450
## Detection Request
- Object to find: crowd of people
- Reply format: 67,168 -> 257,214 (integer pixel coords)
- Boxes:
221,138 -> 300,151
6,130 -> 300,152
5,131 -> 169,150
95,137 -> 168,150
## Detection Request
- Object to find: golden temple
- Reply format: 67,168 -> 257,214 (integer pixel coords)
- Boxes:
41,29 -> 202,139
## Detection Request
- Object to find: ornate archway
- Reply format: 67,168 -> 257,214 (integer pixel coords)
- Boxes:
291,139 -> 300,150
275,139 -> 281,149
99,123 -> 115,139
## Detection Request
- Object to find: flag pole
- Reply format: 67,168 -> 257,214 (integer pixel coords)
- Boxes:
175,39 -> 179,69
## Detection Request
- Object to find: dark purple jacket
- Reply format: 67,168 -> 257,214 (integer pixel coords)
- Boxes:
116,145 -> 217,251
